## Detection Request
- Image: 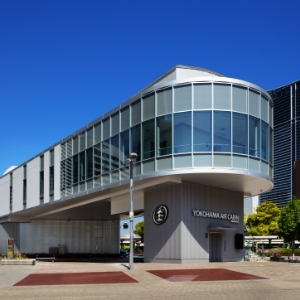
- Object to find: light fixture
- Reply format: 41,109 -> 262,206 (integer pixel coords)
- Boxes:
127,153 -> 137,270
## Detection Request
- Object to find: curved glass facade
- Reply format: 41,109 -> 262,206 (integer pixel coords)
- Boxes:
60,79 -> 273,197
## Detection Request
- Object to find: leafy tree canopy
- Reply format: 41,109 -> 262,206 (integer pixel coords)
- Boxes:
278,198 -> 300,243
246,201 -> 280,236
133,221 -> 144,243
244,213 -> 248,235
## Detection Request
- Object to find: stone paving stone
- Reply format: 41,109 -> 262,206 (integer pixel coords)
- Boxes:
1,261 -> 300,299
0,265 -> 40,288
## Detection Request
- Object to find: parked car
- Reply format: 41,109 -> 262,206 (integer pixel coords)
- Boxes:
120,249 -> 129,257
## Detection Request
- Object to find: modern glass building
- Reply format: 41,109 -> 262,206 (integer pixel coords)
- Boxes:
260,80 -> 299,208
0,66 -> 273,262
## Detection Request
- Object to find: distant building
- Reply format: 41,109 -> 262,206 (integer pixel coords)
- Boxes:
260,81 -> 299,208
244,196 -> 259,217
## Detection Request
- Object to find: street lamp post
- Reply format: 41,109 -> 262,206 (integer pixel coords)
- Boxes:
128,153 -> 137,270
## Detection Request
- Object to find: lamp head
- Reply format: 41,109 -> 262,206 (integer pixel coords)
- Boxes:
129,153 -> 137,160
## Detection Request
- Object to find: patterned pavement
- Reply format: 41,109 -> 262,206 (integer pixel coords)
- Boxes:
0,260 -> 300,299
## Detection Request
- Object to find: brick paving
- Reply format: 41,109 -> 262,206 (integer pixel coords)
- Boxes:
147,268 -> 266,282
0,260 -> 300,299
14,272 -> 138,286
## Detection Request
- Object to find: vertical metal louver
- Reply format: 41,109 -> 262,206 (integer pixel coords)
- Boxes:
60,140 -> 73,197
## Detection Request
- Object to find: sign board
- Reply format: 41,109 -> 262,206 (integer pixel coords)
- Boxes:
153,205 -> 168,225
7,239 -> 14,259
192,210 -> 239,223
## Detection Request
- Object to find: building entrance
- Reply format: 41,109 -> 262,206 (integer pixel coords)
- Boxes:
209,233 -> 223,262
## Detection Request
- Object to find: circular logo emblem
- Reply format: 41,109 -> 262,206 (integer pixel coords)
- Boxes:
152,205 -> 168,225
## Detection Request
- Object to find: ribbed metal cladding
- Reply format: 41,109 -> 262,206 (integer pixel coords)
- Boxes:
144,184 -> 182,261
261,82 -> 300,208
0,223 -> 20,254
144,181 -> 243,263
0,220 -> 119,254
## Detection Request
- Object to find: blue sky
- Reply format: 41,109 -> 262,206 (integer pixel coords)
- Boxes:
1,1 -> 300,233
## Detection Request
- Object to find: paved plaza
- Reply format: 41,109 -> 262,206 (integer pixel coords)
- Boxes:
0,260 -> 300,299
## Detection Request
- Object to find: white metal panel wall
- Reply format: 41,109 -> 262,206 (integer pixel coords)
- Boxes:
18,220 -> 119,254
27,157 -> 40,208
12,167 -> 23,213
54,145 -> 61,201
43,151 -> 50,203
0,174 -> 10,216
111,191 -> 144,215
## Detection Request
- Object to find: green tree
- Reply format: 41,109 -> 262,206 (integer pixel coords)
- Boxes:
244,213 -> 248,235
278,198 -> 300,259
133,221 -> 144,243
246,201 -> 280,236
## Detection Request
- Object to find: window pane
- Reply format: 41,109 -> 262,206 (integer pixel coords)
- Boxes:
270,128 -> 273,164
232,85 -> 247,113
261,121 -> 269,161
233,113 -> 248,154
249,89 -> 260,117
73,136 -> 78,154
94,122 -> 101,144
214,111 -> 231,152
40,171 -> 44,195
249,116 -> 260,157
49,167 -> 54,193
131,125 -> 141,162
121,106 -> 129,131
50,150 -> 54,166
157,88 -> 172,115
214,84 -> 231,110
73,154 -> 78,183
86,148 -> 93,179
40,156 -> 44,171
193,111 -> 212,152
93,144 -> 101,176
142,119 -> 155,160
120,130 -> 129,166
174,112 -> 191,153
270,105 -> 273,128
261,95 -> 268,123
157,114 -> 172,156
102,139 -> 110,173
131,100 -> 141,126
194,83 -> 212,109
80,132 -> 86,152
111,135 -> 119,170
111,112 -> 120,136
174,85 -> 191,112
79,152 -> 85,181
143,93 -> 155,120
103,118 -> 110,140
87,127 -> 93,148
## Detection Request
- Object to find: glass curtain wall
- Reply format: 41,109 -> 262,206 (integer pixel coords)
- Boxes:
174,112 -> 191,153
193,111 -> 212,152
249,116 -> 260,158
131,125 -> 141,161
111,135 -> 120,169
157,114 -> 172,156
142,119 -> 155,159
120,130 -> 129,166
60,81 -> 272,197
232,113 -> 248,154
214,111 -> 231,152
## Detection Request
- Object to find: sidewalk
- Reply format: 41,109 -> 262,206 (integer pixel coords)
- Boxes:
1,260 -> 300,299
